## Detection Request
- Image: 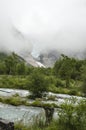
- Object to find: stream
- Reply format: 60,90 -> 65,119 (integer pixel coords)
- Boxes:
0,88 -> 85,126
0,103 -> 46,126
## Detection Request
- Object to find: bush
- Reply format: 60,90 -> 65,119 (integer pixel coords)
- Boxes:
58,99 -> 86,130
68,89 -> 77,95
56,78 -> 64,87
28,71 -> 49,98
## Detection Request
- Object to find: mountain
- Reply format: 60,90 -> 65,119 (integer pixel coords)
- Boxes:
20,52 -> 45,67
16,50 -> 59,68
37,49 -> 60,67
1,26 -> 86,68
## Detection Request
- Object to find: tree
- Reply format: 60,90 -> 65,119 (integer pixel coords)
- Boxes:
0,61 -> 6,74
5,53 -> 18,74
28,70 -> 49,98
81,64 -> 86,96
53,54 -> 86,87
16,62 -> 25,75
4,52 -> 26,75
54,55 -> 75,87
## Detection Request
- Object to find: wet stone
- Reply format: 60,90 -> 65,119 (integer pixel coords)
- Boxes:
0,118 -> 14,130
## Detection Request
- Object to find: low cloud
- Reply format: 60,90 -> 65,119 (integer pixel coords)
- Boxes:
0,0 -> 86,56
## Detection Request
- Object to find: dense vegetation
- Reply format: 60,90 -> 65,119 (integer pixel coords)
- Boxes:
0,52 -> 86,130
0,52 -> 86,97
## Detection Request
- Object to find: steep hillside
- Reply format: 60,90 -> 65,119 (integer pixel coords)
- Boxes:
20,53 -> 45,67
37,49 -> 60,67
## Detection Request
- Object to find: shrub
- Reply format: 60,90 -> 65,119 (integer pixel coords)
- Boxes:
58,99 -> 86,130
56,78 -> 64,87
68,89 -> 77,95
28,71 -> 49,98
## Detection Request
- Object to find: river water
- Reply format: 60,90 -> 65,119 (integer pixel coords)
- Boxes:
0,88 -> 85,126
0,103 -> 46,125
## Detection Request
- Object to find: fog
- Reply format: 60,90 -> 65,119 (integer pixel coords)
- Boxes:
0,0 -> 86,56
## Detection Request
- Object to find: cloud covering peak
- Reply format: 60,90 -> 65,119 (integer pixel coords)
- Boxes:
0,0 -> 86,55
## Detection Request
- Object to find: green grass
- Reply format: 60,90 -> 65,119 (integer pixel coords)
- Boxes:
0,75 -> 84,96
0,95 -> 59,108
0,75 -> 31,89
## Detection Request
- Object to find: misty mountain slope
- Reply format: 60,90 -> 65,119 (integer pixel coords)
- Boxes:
19,53 -> 45,67
1,25 -> 86,68
11,27 -> 45,67
36,49 -> 86,67
0,0 -> 86,64
0,52 -> 26,63
10,23 -> 86,67
37,49 -> 60,67
0,51 -> 45,67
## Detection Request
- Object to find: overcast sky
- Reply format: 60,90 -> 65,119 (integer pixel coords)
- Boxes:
0,0 -> 86,55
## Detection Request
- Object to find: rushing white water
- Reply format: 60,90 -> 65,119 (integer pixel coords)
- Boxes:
0,103 -> 46,126
0,88 -> 85,125
0,88 -> 29,97
0,88 -> 84,99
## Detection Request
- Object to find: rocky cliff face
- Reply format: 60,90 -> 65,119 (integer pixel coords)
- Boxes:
20,51 -> 58,68
37,50 -> 60,67
20,52 -> 45,67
